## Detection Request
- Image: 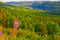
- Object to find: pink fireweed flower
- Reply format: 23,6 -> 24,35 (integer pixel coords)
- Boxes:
13,19 -> 19,29
0,29 -> 2,36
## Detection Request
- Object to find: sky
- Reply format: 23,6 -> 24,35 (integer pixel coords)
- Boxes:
0,0 -> 60,2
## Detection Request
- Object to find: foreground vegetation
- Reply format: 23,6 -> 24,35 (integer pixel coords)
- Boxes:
0,6 -> 60,40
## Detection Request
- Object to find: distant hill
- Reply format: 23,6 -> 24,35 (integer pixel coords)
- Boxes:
0,2 -> 19,9
0,1 -> 60,15
31,2 -> 60,10
0,2 -> 14,9
7,1 -> 60,10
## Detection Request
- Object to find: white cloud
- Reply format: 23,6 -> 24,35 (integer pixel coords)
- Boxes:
0,0 -> 59,2
38,0 -> 59,1
49,0 -> 59,1
0,0 -> 35,2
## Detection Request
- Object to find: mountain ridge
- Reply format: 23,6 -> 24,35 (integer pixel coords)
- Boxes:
7,1 -> 60,10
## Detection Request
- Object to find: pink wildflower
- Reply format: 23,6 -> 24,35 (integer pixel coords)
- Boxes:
0,29 -> 2,36
13,19 -> 19,29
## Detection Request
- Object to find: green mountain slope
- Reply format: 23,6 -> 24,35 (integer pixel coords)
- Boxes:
0,2 -> 60,40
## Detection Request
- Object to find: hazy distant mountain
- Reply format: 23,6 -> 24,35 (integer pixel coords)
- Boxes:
7,1 -> 60,10
31,2 -> 60,10
0,1 -> 60,15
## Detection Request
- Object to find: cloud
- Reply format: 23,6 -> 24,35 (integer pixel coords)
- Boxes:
38,0 -> 59,1
0,0 -> 35,2
0,0 -> 59,2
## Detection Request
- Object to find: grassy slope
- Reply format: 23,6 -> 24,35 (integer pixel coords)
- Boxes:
0,3 -> 60,40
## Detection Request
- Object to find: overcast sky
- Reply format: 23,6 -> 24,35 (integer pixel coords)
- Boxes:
0,0 -> 60,2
